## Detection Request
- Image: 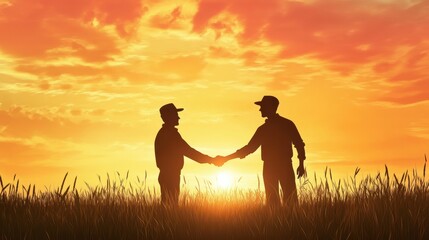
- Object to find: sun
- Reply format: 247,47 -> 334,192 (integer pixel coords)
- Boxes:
216,171 -> 233,189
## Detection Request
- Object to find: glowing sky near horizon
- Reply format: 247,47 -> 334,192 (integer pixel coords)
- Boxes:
0,0 -> 428,189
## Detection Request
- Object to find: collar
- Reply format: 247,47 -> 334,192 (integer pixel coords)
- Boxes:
162,124 -> 178,131
265,113 -> 281,123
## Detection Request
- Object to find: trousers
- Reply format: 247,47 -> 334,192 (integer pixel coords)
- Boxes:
158,170 -> 181,205
263,160 -> 298,206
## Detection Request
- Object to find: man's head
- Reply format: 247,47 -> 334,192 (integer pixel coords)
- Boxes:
159,103 -> 183,126
254,96 -> 279,118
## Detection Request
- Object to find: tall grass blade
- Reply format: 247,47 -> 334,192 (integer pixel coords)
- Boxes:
393,174 -> 399,186
257,174 -> 260,191
385,165 -> 389,178
324,166 -> 328,179
73,176 -> 77,192
424,154 -> 427,178
15,180 -> 19,194
2,183 -> 10,194
25,184 -> 31,200
59,172 -> 68,195
354,167 -> 360,177
195,176 -> 200,192
62,186 -> 70,199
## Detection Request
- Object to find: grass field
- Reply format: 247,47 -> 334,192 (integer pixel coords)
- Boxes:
1,158 -> 428,239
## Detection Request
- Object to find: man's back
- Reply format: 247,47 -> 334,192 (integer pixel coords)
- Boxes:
155,125 -> 185,171
258,114 -> 305,162
236,114 -> 305,162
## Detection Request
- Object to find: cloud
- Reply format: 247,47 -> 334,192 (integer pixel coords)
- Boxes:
209,46 -> 235,59
152,54 -> 207,81
91,109 -> 106,116
11,53 -> 207,88
373,43 -> 429,105
149,6 -> 183,29
377,78 -> 429,105
0,136 -> 67,165
0,0 -> 145,61
192,0 -> 228,33
0,135 -> 79,171
193,0 -> 429,104
266,62 -> 317,92
0,105 -> 143,142
15,64 -> 108,77
194,0 -> 429,63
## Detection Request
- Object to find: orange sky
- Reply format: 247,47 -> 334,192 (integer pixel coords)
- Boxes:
0,0 -> 428,190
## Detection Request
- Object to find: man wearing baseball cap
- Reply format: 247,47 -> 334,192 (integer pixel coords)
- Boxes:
154,103 -> 214,206
218,96 -> 306,207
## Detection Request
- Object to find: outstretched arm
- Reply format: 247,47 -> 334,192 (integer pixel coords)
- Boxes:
219,151 -> 242,162
214,127 -> 263,166
184,146 -> 213,164
179,135 -> 213,164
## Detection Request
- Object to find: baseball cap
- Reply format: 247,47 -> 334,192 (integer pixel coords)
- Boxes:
159,103 -> 184,115
254,96 -> 279,107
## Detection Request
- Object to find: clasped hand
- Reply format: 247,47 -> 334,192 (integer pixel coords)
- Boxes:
210,156 -> 226,167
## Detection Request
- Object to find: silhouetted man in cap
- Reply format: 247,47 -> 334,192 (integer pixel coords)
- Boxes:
218,96 -> 306,206
155,103 -> 213,206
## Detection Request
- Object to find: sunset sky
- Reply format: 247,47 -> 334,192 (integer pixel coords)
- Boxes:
1,0 -> 428,190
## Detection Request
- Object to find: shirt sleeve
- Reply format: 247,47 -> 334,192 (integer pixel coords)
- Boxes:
178,133 -> 210,163
290,122 -> 306,161
235,126 -> 263,158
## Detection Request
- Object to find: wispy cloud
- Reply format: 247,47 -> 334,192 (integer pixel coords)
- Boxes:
193,0 -> 429,104
0,0 -> 145,60
0,136 -> 53,164
0,105 -> 145,142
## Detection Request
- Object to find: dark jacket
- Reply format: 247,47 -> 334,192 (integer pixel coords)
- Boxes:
236,114 -> 306,162
155,124 -> 209,172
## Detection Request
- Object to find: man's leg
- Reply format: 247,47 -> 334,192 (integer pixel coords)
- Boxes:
158,171 -> 181,206
279,160 -> 298,206
170,173 -> 180,205
263,162 -> 281,207
158,171 -> 169,205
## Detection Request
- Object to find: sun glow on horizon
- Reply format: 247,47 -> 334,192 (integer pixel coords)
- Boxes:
215,171 -> 233,189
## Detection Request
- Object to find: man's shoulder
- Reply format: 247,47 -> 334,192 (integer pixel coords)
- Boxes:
157,126 -> 180,138
274,115 -> 297,130
278,115 -> 294,124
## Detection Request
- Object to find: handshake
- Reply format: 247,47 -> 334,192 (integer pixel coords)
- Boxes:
207,155 -> 230,167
